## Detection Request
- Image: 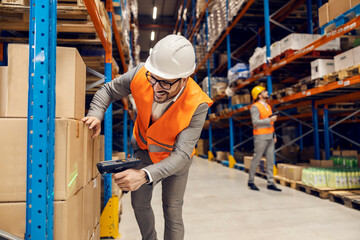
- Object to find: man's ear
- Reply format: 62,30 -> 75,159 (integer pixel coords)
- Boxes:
182,77 -> 189,86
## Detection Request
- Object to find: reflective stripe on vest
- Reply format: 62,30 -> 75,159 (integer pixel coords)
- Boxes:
253,101 -> 275,135
130,66 -> 213,163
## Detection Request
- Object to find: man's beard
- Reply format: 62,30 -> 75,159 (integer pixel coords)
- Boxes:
153,91 -> 170,103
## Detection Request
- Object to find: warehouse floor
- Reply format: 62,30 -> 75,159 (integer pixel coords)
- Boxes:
119,156 -> 360,240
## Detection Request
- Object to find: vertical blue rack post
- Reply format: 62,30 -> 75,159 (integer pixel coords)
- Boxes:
26,0 -> 57,239
226,0 -> 234,161
104,8 -> 113,206
264,0 -> 272,94
192,0 -> 197,83
205,0 -> 213,158
123,109 -> 128,156
129,119 -> 134,156
312,100 -> 320,159
323,105 -> 330,160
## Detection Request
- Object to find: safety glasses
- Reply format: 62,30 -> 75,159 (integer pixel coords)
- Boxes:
145,71 -> 182,90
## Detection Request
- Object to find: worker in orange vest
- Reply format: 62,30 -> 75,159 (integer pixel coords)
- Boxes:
248,86 -> 281,192
83,35 -> 213,239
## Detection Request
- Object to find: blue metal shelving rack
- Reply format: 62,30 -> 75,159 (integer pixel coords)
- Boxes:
25,0 -> 57,239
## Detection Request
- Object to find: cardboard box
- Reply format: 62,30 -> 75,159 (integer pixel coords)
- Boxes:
244,156 -> 266,171
0,66 -> 7,116
319,3 -> 329,27
280,33 -> 315,53
315,37 -> 341,51
94,222 -> 100,240
277,163 -> 292,178
99,135 -> 105,162
310,159 -> 334,168
112,151 -> 126,160
334,49 -> 354,71
339,0 -> 351,16
197,139 -> 209,156
341,150 -> 358,156
4,44 -> 86,119
83,179 -> 95,240
92,135 -> 101,178
311,59 -> 335,80
244,156 -> 252,169
0,118 -> 84,202
352,45 -> 360,66
270,41 -> 281,59
285,165 -> 307,181
0,188 -> 83,240
84,126 -> 94,186
2,0 -> 29,5
352,0 -> 360,7
332,150 -> 341,156
329,0 -> 341,21
216,151 -> 230,160
93,174 -> 101,228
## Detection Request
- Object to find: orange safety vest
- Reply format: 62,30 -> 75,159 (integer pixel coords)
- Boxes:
130,66 -> 213,163
252,101 -> 275,135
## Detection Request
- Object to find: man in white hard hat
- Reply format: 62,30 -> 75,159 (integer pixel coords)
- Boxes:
83,34 -> 213,239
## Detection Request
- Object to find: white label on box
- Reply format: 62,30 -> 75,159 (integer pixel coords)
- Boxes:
338,80 -> 343,85
344,80 -> 350,86
306,92 -> 311,96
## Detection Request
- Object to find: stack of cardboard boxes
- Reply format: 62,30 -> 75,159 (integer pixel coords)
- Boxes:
244,156 -> 266,174
319,0 -> 360,27
0,44 -> 104,240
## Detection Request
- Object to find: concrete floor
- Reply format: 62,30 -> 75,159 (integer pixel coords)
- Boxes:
119,156 -> 360,240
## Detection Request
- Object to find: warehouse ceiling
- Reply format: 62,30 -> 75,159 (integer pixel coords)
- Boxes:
137,0 -> 182,61
136,0 -> 319,68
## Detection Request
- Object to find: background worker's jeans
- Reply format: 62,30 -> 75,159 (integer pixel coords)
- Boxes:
248,138 -> 275,185
131,158 -> 192,240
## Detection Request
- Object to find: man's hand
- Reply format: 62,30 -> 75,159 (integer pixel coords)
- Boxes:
82,116 -> 101,139
274,136 -> 277,144
270,115 -> 278,122
113,169 -> 147,192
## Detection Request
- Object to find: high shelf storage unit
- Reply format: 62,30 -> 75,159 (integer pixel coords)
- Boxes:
0,0 -> 131,238
183,0 -> 360,165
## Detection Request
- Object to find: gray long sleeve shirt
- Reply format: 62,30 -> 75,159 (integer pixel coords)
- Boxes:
250,102 -> 274,140
87,63 -> 209,184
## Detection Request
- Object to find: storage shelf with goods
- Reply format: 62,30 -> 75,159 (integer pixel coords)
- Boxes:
0,0 -> 134,239
191,0 -> 360,169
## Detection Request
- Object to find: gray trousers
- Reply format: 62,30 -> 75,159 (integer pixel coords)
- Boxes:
248,138 -> 275,185
131,157 -> 192,240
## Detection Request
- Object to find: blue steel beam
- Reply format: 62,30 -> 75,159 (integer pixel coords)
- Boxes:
298,123 -> 303,151
205,0 -> 212,154
47,0 -> 57,238
264,0 -> 272,94
26,0 -> 56,239
312,100 -> 320,160
104,9 -> 113,206
192,0 -> 197,82
226,0 -> 234,156
123,109 -> 128,156
129,119 -> 134,156
323,105 -> 330,160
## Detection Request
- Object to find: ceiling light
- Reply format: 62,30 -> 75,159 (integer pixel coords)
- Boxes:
153,6 -> 157,20
151,31 -> 155,41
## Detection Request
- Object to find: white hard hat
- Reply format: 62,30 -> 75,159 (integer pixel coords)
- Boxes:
145,34 -> 196,79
